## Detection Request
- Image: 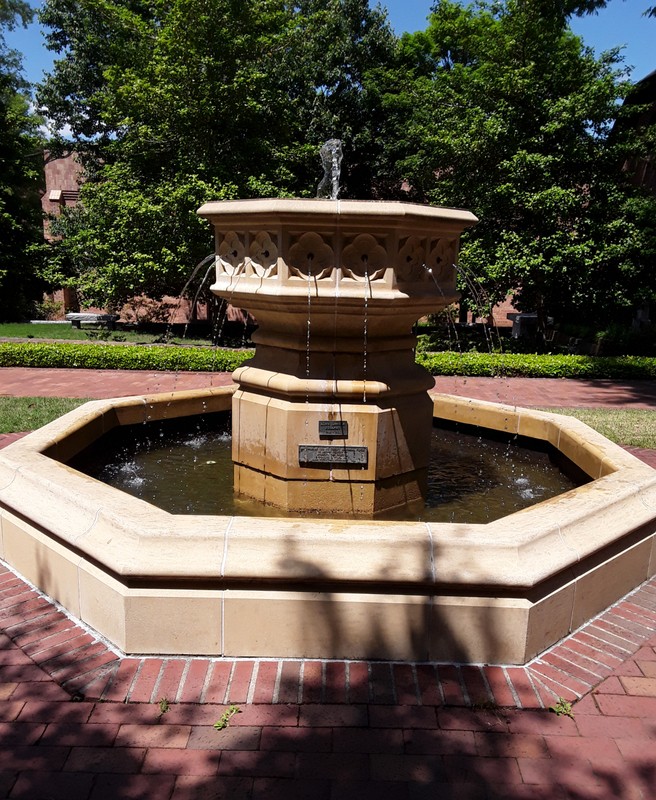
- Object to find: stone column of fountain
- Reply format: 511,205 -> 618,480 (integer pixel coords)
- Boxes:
198,148 -> 477,515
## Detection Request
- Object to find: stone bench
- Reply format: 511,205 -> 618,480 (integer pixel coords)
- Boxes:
65,313 -> 119,331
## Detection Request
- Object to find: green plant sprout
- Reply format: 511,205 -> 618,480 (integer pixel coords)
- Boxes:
549,698 -> 574,718
214,705 -> 241,730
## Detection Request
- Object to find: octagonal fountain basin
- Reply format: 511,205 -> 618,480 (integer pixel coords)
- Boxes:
1,386 -> 656,665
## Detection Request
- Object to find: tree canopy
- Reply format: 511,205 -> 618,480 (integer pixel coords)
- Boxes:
27,0 -> 656,331
0,0 -> 45,321
373,0 -> 656,327
37,0 -> 396,309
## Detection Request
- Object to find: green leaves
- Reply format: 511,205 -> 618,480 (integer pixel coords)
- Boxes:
2,340 -> 655,381
36,0 -> 396,306
0,2 -> 45,321
377,0 -> 656,328
0,341 -> 254,371
26,0 -> 656,332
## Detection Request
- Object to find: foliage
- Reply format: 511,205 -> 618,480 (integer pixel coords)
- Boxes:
0,321 -> 215,345
374,0 -> 656,329
0,0 -> 46,321
40,169 -> 236,310
549,698 -> 575,718
157,697 -> 170,717
25,0 -> 656,326
416,350 -> 656,379
0,341 -> 253,371
36,0 -> 395,308
214,705 -> 241,730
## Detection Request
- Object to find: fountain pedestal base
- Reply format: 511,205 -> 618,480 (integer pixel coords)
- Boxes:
230,374 -> 433,515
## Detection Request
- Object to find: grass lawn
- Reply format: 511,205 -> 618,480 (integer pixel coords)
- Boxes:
0,397 -> 90,433
0,322 -> 211,347
541,407 -> 656,450
1,397 -> 654,449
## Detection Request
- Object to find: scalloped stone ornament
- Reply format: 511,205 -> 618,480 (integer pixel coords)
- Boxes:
341,234 -> 387,282
427,238 -> 457,281
218,232 -> 246,275
397,236 -> 427,282
249,231 -> 278,278
287,232 -> 334,279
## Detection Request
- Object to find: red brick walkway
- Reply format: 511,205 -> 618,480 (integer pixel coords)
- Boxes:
1,367 -> 656,407
1,560 -> 656,799
2,368 -> 656,798
4,370 -> 656,465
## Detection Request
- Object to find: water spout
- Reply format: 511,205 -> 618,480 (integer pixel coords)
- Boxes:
316,139 -> 343,200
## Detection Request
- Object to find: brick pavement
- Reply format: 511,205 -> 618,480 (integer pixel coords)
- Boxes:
1,367 -> 656,408
1,368 -> 656,797
1,560 -> 656,798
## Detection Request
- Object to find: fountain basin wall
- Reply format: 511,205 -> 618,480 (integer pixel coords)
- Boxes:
1,386 -> 656,664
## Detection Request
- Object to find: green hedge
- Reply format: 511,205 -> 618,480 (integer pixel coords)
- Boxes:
0,342 -> 254,372
1,341 -> 655,379
416,351 -> 656,379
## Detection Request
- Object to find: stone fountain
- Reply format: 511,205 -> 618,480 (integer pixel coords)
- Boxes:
198,197 -> 475,515
1,150 -> 656,663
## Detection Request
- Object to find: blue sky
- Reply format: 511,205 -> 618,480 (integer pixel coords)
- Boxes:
5,0 -> 655,87
377,0 -> 654,81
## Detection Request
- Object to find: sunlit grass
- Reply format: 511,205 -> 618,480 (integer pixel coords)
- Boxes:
1,396 -> 654,450
0,322 -> 211,347
540,408 -> 656,450
0,397 -> 89,433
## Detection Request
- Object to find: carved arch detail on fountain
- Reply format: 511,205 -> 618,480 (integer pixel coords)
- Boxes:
341,233 -> 387,282
218,231 -> 247,276
249,231 -> 278,278
396,236 -> 428,283
427,238 -> 458,283
287,231 -> 335,280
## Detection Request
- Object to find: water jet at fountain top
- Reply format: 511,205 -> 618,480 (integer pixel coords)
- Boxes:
197,142 -> 479,516
316,138 -> 343,200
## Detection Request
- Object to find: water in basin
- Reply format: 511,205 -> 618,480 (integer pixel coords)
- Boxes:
67,412 -> 588,523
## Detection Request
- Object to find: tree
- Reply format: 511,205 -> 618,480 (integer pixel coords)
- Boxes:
36,0 -> 395,309
0,0 -> 45,321
374,0 -> 656,330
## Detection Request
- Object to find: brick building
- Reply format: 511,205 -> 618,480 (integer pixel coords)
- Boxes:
41,151 -> 83,316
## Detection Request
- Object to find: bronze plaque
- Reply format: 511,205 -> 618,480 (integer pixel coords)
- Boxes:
299,445 -> 367,468
318,420 -> 348,439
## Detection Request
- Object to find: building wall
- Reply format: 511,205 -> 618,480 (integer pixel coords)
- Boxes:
42,152 -> 83,242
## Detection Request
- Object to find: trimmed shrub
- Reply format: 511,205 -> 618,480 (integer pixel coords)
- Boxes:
0,342 -> 253,372
416,351 -> 656,379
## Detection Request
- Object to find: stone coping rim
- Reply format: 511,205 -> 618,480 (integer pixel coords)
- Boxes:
1,388 -> 655,592
197,197 -> 479,226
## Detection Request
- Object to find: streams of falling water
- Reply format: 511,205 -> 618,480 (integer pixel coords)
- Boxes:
423,263 -> 462,350
423,264 -> 461,352
211,255 -> 250,347
455,261 -> 504,353
422,261 -> 504,356
306,254 -> 313,380
317,139 -> 343,200
182,259 -> 217,340
304,254 -> 314,491
362,257 -> 370,404
165,253 -> 215,340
